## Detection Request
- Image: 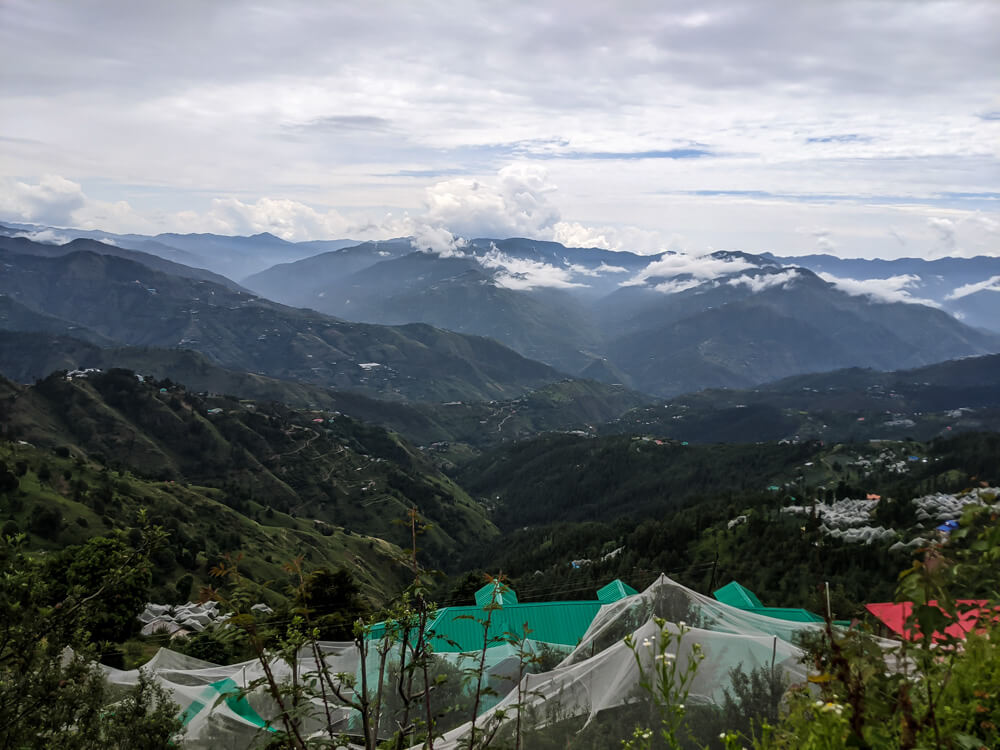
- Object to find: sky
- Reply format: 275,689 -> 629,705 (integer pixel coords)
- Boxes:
1,0 -> 998,259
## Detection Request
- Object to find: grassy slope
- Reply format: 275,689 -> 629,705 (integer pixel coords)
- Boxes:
0,441 -> 413,605
0,370 -> 498,576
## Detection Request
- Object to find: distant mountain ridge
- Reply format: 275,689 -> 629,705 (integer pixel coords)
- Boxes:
244,237 -> 1000,396
608,352 -> 1000,444
0,243 -> 562,402
4,221 -> 999,398
0,234 -> 244,291
762,252 -> 1000,333
0,222 -> 357,280
0,330 -> 650,453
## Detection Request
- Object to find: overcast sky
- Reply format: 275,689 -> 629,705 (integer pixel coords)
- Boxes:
1,0 -> 998,258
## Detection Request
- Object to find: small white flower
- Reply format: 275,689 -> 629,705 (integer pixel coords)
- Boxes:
814,699 -> 824,708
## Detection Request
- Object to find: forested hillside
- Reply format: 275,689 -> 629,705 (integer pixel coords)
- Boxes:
0,369 -> 496,576
456,432 -> 1000,617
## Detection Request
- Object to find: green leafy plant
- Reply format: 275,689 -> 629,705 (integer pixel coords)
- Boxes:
621,617 -> 705,749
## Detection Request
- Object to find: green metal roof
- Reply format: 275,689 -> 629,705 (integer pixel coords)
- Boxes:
474,581 -> 519,607
714,581 -> 828,624
427,600 -> 602,652
597,579 -> 639,604
367,579 -> 639,653
714,581 -> 765,609
741,606 -> 826,623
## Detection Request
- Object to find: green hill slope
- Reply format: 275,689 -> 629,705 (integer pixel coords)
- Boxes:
0,331 -> 651,456
0,439 -> 413,605
0,370 -> 498,572
608,354 -> 1000,443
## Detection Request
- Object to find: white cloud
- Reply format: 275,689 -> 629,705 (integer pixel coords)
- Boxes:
651,278 -> 706,294
928,217 -> 956,251
888,227 -> 907,246
1,2 -> 998,260
12,228 -> 72,244
817,272 -> 940,306
479,246 -> 586,291
624,252 -> 757,287
0,174 -> 152,233
726,269 -> 800,293
422,164 -> 560,239
812,229 -> 835,253
410,224 -> 467,257
550,220 -> 667,254
946,275 -> 1000,300
193,196 -> 357,241
974,214 -> 999,235
0,174 -> 85,226
566,262 -> 629,277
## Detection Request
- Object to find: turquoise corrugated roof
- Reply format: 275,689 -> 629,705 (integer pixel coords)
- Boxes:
427,600 -> 602,652
367,579 -> 643,653
475,581 -> 519,607
714,581 -> 827,624
597,579 -> 639,604
741,606 -> 826,623
714,581 -> 765,609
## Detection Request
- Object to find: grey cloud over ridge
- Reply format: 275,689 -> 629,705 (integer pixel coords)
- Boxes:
624,252 -> 757,287
817,272 -> 940,307
725,269 -> 800,293
651,277 -> 705,294
480,246 -> 587,290
946,275 -> 1000,300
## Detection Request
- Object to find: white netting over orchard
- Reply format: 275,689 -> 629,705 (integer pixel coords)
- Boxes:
102,575 -> 882,749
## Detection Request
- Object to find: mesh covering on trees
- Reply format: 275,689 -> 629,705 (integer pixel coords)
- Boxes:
102,575 -> 892,748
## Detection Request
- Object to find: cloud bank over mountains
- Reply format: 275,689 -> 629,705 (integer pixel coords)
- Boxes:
1,1 -> 998,260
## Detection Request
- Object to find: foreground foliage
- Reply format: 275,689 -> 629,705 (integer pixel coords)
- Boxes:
0,524 -> 182,748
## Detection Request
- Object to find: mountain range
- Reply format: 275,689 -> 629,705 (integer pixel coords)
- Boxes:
0,241 -> 560,402
242,236 -> 1000,396
2,222 -> 999,400
764,252 -> 1000,332
2,218 -> 999,618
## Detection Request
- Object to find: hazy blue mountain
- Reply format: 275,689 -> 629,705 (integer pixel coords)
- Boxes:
249,249 -> 604,373
6,221 -> 999,398
764,252 -> 1000,332
244,237 -> 656,372
0,248 -> 562,402
0,223 -> 356,281
0,295 -> 113,346
241,238 -> 1000,394
602,267 -> 1000,396
609,352 -> 1000,444
242,238 -> 420,304
148,231 -> 318,279
0,235 -> 244,291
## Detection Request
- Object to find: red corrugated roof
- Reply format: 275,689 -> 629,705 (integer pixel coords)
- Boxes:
865,600 -> 999,641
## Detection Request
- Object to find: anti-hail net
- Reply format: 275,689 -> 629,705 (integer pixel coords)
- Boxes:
103,575 -> 887,748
